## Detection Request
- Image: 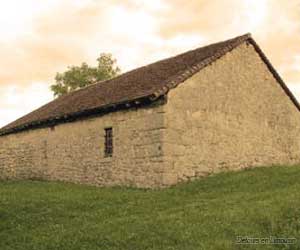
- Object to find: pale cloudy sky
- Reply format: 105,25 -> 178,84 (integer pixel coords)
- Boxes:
0,0 -> 299,127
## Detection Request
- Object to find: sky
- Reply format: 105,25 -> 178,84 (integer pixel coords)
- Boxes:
0,0 -> 299,127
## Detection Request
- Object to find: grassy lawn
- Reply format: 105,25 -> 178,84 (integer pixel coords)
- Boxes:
1,166 -> 300,250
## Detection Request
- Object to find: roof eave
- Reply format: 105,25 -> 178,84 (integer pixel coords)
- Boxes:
2,33 -> 298,136
0,94 -> 163,136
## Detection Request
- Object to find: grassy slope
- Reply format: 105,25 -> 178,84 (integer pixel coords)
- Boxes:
1,166 -> 300,250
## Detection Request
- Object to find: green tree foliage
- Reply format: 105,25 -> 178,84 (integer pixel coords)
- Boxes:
50,53 -> 121,97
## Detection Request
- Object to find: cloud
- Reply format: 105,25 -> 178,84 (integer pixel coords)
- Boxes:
4,0 -> 297,88
0,1 -> 113,87
157,0 -> 300,84
287,83 -> 300,102
0,0 -> 299,126
0,83 -> 53,127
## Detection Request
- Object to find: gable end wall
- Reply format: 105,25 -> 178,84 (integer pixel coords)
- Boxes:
163,42 -> 300,184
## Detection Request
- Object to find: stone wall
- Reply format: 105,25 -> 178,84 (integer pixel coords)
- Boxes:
1,42 -> 300,188
163,42 -> 300,184
0,102 -> 167,188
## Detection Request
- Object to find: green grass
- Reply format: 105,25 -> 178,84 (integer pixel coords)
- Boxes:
1,166 -> 300,250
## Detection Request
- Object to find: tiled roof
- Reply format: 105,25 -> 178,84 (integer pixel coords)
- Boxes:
1,33 -> 298,136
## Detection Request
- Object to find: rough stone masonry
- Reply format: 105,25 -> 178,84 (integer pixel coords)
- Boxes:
1,34 -> 300,188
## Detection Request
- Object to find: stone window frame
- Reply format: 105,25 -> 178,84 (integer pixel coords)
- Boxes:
104,127 -> 113,157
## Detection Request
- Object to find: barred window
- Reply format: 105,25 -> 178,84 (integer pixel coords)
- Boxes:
104,127 -> 113,157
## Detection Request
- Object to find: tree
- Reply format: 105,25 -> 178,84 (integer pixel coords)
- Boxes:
50,53 -> 121,97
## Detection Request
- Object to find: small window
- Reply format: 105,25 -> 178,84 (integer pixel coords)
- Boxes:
104,127 -> 113,157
